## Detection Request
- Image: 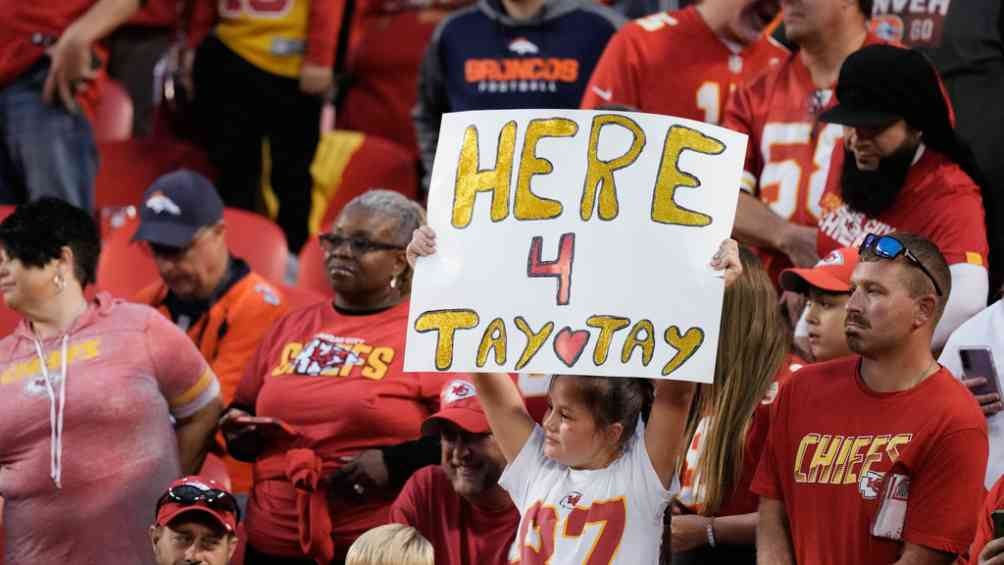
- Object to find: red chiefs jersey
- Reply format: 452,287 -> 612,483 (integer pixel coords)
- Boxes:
337,0 -> 473,155
0,0 -> 96,86
817,145 -> 988,268
752,357 -> 987,563
581,6 -> 788,125
234,300 -> 455,557
722,34 -> 884,279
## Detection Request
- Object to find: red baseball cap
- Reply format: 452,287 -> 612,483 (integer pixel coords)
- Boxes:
780,247 -> 860,294
422,379 -> 491,435
155,476 -> 239,534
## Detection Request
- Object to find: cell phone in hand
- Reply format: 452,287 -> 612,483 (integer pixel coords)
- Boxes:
960,347 -> 1001,397
233,416 -> 298,438
993,509 -> 1004,539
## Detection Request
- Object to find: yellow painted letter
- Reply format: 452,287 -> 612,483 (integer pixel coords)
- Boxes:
514,316 -> 555,370
651,125 -> 724,226
662,326 -> 704,376
581,114 -> 645,221
586,315 -> 630,365
476,318 -> 508,367
514,118 -> 577,220
415,309 -> 480,370
452,122 -> 517,228
621,319 -> 656,366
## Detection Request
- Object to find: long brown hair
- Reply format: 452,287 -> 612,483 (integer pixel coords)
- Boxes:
681,247 -> 788,514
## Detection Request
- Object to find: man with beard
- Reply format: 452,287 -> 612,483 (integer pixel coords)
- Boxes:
390,379 -> 519,565
723,0 -> 882,289
754,232 -> 987,565
816,44 -> 989,348
580,0 -> 787,125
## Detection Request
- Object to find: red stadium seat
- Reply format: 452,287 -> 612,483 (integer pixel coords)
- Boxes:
92,79 -> 134,143
222,209 -> 289,285
94,137 -> 215,211
95,221 -> 160,299
296,235 -> 333,298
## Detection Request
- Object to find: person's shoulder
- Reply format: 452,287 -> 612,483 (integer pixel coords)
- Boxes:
786,356 -> 859,389
926,368 -> 987,430
616,8 -> 700,49
434,2 -> 488,38
133,279 -> 167,306
230,271 -> 285,310
917,148 -> 980,195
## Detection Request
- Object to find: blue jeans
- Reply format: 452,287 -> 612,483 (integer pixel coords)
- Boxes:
0,59 -> 97,210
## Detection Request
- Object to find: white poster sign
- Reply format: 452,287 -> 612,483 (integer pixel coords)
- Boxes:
405,109 -> 746,382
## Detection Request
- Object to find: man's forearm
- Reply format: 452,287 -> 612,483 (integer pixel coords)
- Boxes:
176,398 -> 223,475
757,498 -> 795,565
66,0 -> 142,44
733,191 -> 787,250
712,512 -> 757,546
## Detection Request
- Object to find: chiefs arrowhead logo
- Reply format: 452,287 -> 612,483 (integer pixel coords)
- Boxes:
442,380 -> 476,404
292,335 -> 363,376
559,491 -> 584,509
858,470 -> 885,500
145,192 -> 182,216
818,250 -> 846,266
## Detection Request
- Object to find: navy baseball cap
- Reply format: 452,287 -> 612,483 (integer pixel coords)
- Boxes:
133,170 -> 224,248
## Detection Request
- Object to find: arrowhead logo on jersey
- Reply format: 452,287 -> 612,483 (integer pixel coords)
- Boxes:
442,379 -> 476,404
858,470 -> 885,500
293,335 -> 363,376
559,491 -> 584,509
145,192 -> 182,216
508,37 -> 539,55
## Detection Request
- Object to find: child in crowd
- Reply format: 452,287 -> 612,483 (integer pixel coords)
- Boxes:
407,226 -> 742,563
780,247 -> 859,363
345,524 -> 434,565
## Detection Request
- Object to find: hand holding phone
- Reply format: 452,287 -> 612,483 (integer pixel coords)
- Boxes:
232,416 -> 300,443
960,347 -> 1003,417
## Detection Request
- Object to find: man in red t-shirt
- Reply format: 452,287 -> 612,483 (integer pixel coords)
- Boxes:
0,0 -> 140,210
815,44 -> 989,349
390,378 -> 519,565
580,0 -> 787,124
723,0 -> 879,289
754,232 -> 988,564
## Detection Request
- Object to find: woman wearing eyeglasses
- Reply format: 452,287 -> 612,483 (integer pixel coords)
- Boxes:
220,190 -> 454,565
0,198 -> 223,565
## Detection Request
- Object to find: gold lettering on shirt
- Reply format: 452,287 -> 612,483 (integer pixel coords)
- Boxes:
794,432 -> 913,486
1,338 -> 101,385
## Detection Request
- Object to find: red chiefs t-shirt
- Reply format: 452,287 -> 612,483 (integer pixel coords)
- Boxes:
817,145 -> 988,268
390,465 -> 520,565
0,0 -> 95,86
581,6 -> 787,125
752,357 -> 988,563
722,35 -> 884,280
678,356 -> 798,516
235,300 -> 455,557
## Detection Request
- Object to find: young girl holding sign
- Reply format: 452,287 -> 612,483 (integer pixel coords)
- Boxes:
406,226 -> 742,564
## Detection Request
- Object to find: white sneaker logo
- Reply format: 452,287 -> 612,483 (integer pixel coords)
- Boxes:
591,85 -> 613,102
508,37 -> 539,55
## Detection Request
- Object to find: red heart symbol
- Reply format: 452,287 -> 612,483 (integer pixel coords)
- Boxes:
553,327 -> 590,368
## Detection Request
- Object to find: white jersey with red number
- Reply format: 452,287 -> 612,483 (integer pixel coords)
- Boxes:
499,421 -> 675,564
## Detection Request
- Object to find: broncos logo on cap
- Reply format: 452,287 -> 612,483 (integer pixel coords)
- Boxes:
145,192 -> 182,216
442,380 -> 476,404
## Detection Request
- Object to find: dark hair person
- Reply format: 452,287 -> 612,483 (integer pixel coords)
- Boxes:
0,197 -> 222,565
221,190 -> 455,564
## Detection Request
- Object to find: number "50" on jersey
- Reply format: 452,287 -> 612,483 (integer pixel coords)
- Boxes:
222,0 -> 293,17
517,498 -> 627,564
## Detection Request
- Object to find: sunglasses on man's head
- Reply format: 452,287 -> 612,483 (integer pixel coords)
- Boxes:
319,234 -> 404,255
156,484 -> 241,522
859,233 -> 943,296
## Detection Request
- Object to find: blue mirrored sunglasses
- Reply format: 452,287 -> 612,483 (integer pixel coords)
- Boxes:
859,234 -> 943,296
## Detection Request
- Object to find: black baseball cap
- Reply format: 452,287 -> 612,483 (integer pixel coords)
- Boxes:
820,44 -> 948,130
133,170 -> 224,248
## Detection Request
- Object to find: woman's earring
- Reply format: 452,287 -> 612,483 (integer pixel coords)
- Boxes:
53,274 -> 66,291
389,276 -> 398,289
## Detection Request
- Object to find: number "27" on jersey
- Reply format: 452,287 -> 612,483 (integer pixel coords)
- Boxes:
517,498 -> 627,564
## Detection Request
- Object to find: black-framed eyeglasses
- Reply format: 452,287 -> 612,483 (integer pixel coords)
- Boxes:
319,233 -> 404,255
859,233 -> 943,296
155,484 -> 241,522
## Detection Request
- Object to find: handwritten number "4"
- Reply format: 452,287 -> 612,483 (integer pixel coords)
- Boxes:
527,233 -> 576,306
